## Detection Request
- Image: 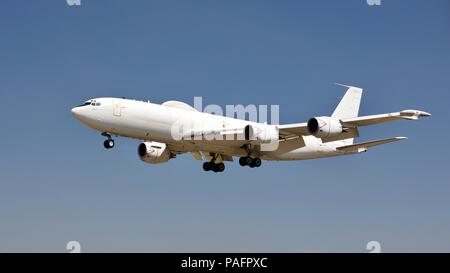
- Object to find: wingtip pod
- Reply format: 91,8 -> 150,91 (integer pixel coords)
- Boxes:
395,136 -> 408,141
401,109 -> 431,119
419,110 -> 431,117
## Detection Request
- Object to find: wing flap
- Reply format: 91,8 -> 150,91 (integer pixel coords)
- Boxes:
192,151 -> 235,162
191,151 -> 203,160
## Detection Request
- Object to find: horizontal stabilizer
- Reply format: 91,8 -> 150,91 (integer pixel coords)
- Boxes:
336,137 -> 407,153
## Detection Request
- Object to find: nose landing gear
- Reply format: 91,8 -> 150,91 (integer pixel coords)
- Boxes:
102,133 -> 115,149
103,139 -> 115,149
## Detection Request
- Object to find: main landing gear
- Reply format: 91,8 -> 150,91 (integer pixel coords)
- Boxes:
239,156 -> 262,168
102,133 -> 115,149
203,161 -> 225,173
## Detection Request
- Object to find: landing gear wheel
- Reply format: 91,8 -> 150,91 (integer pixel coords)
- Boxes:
249,161 -> 256,168
217,163 -> 225,172
244,156 -> 253,166
203,162 -> 212,172
239,157 -> 247,166
254,158 -> 262,167
203,162 -> 225,172
103,139 -> 115,149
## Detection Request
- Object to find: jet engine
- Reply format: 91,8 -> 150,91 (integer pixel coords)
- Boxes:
245,124 -> 279,144
137,141 -> 172,164
307,116 -> 343,138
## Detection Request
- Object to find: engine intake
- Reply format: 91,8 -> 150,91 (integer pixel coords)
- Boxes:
138,141 -> 172,164
307,116 -> 343,138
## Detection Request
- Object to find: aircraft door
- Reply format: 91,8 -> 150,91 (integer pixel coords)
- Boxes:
113,100 -> 121,117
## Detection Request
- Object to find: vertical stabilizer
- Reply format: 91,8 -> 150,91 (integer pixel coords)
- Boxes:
332,84 -> 363,119
331,84 -> 363,145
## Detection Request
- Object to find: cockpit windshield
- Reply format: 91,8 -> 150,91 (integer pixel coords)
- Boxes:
77,100 -> 101,107
77,101 -> 92,107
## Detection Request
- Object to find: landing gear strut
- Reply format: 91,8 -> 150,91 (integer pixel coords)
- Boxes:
203,162 -> 225,173
239,156 -> 262,168
102,133 -> 115,149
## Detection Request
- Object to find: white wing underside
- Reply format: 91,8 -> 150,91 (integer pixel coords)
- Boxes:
191,151 -> 233,162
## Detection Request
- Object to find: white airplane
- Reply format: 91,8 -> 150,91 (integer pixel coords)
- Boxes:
71,85 -> 430,173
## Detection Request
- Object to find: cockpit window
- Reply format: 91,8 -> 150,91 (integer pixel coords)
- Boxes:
77,100 -> 101,107
77,101 -> 92,107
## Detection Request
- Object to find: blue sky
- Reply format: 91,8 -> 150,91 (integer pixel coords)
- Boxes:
0,0 -> 449,252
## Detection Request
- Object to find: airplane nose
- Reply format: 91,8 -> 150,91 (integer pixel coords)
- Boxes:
71,107 -> 86,121
71,105 -> 97,124
71,107 -> 80,117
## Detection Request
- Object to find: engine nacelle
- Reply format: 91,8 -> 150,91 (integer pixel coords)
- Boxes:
137,141 -> 172,164
245,124 -> 279,144
307,116 -> 343,138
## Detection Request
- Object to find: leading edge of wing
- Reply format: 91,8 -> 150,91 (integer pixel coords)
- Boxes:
278,122 -> 310,138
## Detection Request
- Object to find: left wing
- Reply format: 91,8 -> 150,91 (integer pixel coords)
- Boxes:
278,122 -> 310,139
341,109 -> 431,127
278,109 -> 430,141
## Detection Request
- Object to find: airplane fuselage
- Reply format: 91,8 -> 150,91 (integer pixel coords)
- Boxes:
71,97 -> 351,161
